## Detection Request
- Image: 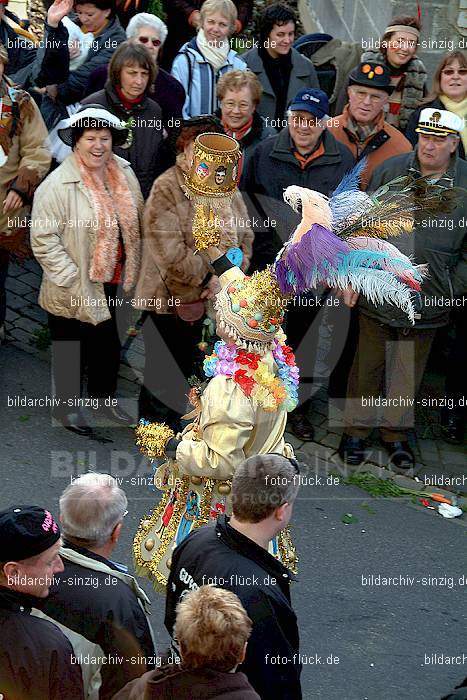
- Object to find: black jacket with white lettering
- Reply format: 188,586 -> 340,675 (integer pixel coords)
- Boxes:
165,515 -> 302,700
35,541 -> 155,700
0,586 -> 84,700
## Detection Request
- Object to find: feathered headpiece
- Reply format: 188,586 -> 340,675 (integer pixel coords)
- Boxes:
192,153 -> 458,353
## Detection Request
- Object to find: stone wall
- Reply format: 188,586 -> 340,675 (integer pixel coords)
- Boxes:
299,0 -> 466,79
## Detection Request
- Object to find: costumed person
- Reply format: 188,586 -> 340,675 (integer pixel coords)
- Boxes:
133,133 -> 440,591
0,42 -> 51,343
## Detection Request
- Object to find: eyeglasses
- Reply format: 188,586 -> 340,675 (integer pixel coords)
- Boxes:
222,101 -> 252,112
138,36 -> 161,47
352,90 -> 386,103
441,68 -> 467,76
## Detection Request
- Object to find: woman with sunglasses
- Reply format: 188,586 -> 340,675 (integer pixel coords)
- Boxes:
86,13 -> 186,141
83,41 -> 163,199
405,50 -> 467,159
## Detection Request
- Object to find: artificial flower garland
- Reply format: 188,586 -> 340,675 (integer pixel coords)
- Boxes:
203,340 -> 299,412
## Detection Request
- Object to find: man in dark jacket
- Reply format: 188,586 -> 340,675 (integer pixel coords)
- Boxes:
165,454 -> 302,700
242,87 -> 354,440
161,0 -> 253,70
36,473 -> 156,699
0,505 -> 84,700
242,87 -> 354,269
83,41 -> 163,199
339,108 -> 467,470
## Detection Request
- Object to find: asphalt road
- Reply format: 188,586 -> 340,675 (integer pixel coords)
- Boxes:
0,343 -> 465,700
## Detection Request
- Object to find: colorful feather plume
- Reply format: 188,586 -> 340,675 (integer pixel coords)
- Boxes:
331,157 -> 368,198
326,267 -> 416,323
273,162 -> 461,322
348,236 -> 429,290
278,223 -> 350,294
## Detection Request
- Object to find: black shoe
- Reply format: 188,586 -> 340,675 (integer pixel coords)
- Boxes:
441,413 -> 465,445
99,403 -> 134,426
384,441 -> 415,470
338,434 -> 366,466
54,410 -> 92,436
287,412 -> 315,441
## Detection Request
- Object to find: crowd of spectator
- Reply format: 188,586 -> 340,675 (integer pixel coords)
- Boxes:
0,0 -> 466,696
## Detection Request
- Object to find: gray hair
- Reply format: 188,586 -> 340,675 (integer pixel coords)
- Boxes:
200,0 -> 238,33
232,454 -> 299,522
126,12 -> 168,45
59,472 -> 128,547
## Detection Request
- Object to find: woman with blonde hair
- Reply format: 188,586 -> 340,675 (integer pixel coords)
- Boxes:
113,586 -> 260,698
405,50 -> 467,159
171,0 -> 247,118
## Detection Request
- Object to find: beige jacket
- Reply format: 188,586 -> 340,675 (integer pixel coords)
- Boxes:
0,83 -> 51,238
133,161 -> 253,313
30,153 -> 143,325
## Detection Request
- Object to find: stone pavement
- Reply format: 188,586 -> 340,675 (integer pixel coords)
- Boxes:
4,258 -> 466,497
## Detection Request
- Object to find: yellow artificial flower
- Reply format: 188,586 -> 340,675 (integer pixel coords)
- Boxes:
275,328 -> 287,344
254,363 -> 274,386
251,384 -> 272,405
262,393 -> 278,411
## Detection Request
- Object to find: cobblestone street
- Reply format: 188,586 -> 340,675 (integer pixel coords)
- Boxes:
4,258 -> 466,501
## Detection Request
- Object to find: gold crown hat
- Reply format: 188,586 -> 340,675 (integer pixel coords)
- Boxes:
214,265 -> 288,353
183,132 -> 242,250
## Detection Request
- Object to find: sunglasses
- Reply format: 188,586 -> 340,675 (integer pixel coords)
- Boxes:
441,68 -> 467,76
138,36 -> 161,47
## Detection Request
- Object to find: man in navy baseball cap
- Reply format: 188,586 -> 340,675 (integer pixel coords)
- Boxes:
241,84 -> 355,441
288,87 -> 330,120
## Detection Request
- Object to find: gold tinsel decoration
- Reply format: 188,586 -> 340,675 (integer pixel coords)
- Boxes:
135,421 -> 175,460
192,203 -> 222,250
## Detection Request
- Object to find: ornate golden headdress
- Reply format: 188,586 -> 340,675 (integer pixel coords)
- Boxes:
183,132 -> 242,250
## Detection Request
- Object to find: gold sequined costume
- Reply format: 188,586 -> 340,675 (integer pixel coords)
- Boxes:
134,356 -> 297,592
